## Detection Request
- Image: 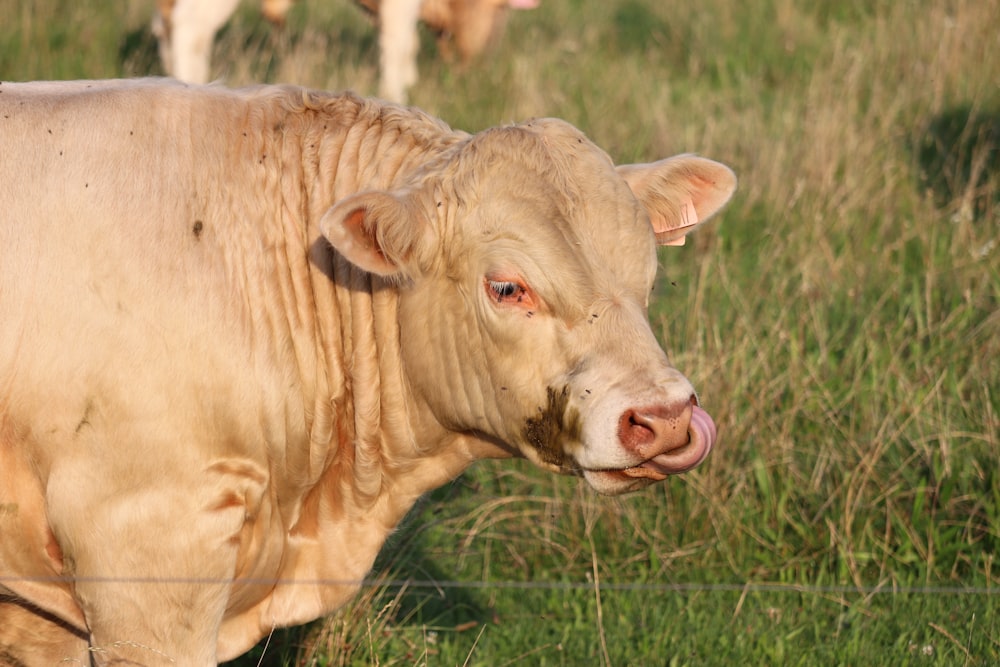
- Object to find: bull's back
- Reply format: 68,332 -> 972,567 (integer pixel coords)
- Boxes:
0,80 -> 276,465
0,80 -> 239,315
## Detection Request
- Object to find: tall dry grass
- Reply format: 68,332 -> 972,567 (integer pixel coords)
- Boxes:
1,0 -> 997,663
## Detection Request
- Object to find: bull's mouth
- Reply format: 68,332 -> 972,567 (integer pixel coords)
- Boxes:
586,405 -> 717,483
622,405 -> 717,481
622,405 -> 716,479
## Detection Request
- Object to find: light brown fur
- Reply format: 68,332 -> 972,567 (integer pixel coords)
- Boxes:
0,79 -> 734,664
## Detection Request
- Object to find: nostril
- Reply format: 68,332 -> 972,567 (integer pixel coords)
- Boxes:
618,403 -> 694,455
619,410 -> 657,449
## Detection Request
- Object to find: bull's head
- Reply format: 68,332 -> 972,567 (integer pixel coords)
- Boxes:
320,118 -> 735,495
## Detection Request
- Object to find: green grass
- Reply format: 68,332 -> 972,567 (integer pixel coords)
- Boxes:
2,0 -> 998,664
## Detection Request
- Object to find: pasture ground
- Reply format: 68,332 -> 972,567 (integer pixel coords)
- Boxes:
1,0 -> 998,664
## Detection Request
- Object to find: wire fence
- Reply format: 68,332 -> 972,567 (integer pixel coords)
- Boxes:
2,574 -> 997,596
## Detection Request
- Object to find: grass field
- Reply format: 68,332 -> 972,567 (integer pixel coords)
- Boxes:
2,0 -> 999,664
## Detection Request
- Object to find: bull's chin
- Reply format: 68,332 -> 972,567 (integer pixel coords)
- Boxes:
581,469 -> 661,495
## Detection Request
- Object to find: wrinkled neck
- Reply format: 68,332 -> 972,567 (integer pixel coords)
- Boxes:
263,94 -> 470,506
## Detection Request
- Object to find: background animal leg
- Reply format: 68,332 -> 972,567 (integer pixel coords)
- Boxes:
378,0 -> 423,102
157,0 -> 242,82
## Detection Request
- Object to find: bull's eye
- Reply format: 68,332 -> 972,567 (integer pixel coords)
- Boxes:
488,280 -> 518,298
485,278 -> 530,305
484,275 -> 538,311
487,279 -> 521,301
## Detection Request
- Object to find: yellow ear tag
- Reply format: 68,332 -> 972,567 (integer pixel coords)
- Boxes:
660,201 -> 700,246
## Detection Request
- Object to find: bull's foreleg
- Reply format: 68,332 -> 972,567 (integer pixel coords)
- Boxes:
46,463 -> 259,666
0,597 -> 89,666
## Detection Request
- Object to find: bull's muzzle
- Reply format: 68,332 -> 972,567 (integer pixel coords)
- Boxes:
618,396 -> 717,478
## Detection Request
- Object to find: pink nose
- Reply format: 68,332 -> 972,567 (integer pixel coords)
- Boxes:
617,397 -> 717,475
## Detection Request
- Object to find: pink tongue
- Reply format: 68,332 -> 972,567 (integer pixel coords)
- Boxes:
508,0 -> 539,8
647,405 -> 716,474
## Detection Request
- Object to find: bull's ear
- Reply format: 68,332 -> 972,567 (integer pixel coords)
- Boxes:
319,191 -> 430,277
617,156 -> 737,246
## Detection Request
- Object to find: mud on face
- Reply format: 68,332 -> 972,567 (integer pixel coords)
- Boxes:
521,386 -> 582,469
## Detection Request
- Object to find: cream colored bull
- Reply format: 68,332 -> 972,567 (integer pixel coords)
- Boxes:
0,78 -> 735,665
153,0 -> 538,103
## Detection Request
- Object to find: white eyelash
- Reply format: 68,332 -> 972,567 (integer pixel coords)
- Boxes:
488,280 -> 521,300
